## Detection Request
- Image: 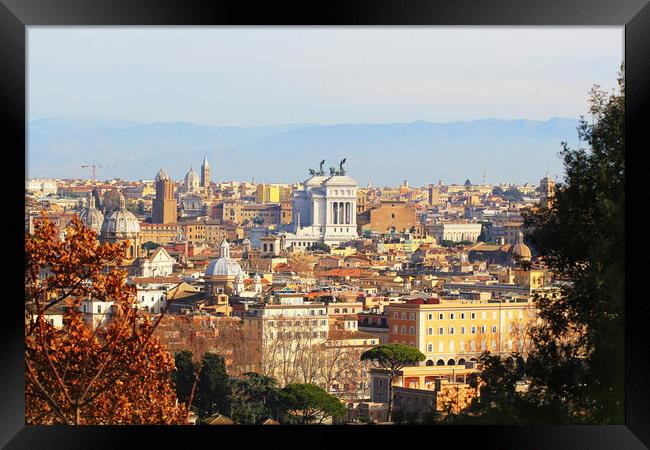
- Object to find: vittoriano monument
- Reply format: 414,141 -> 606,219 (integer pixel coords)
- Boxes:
309,158 -> 347,176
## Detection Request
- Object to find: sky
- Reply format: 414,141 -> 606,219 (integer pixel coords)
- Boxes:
28,27 -> 623,127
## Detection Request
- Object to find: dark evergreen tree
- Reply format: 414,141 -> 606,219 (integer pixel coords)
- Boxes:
194,353 -> 232,419
173,351 -> 196,407
456,68 -> 625,425
230,372 -> 280,424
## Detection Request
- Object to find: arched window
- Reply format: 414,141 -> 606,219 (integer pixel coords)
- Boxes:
447,359 -> 456,366
426,360 -> 434,366
458,358 -> 466,365
436,359 -> 445,366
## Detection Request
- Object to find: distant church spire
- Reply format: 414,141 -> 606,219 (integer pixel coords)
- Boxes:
201,155 -> 211,188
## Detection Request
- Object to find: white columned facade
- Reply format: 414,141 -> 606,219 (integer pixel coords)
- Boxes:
283,172 -> 359,247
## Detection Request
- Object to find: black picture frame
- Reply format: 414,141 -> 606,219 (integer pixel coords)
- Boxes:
2,0 -> 647,448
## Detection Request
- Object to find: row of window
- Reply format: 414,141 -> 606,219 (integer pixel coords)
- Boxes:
393,310 -> 524,321
424,339 -> 527,352
267,319 -> 328,327
267,331 -> 327,339
393,324 -> 499,336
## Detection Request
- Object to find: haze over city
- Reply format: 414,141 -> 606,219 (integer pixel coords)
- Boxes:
27,27 -> 622,185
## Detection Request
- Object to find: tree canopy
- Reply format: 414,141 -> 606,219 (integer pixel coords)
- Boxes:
193,353 -> 232,419
279,383 -> 346,424
520,71 -> 625,424
361,344 -> 425,422
230,372 -> 280,425
457,68 -> 625,425
25,215 -> 185,424
361,343 -> 426,370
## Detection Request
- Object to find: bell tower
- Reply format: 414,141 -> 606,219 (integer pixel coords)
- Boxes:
152,168 -> 177,224
201,155 -> 211,189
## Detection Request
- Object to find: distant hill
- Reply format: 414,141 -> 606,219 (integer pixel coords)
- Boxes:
27,117 -> 580,185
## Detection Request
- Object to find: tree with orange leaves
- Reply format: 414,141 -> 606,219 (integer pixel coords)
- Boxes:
25,214 -> 186,424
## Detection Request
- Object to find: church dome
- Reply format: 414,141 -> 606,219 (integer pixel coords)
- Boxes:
205,240 -> 244,278
509,232 -> 532,260
100,191 -> 140,238
185,166 -> 200,184
80,193 -> 104,235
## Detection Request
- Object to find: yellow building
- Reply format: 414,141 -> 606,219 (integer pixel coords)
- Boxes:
256,184 -> 281,203
330,246 -> 358,257
387,298 -> 536,366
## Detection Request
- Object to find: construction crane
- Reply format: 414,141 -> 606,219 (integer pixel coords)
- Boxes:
81,164 -> 106,180
81,161 -> 142,181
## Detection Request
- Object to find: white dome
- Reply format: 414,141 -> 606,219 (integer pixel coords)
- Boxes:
185,166 -> 200,184
100,191 -> 140,237
205,257 -> 244,278
101,208 -> 141,237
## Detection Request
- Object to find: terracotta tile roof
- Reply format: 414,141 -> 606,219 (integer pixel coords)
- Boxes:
320,268 -> 364,278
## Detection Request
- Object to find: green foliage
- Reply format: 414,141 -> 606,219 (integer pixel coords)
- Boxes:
458,68 -> 625,425
523,70 -> 624,424
230,372 -> 280,425
194,353 -> 232,419
278,383 -> 346,424
361,344 -> 426,369
142,241 -> 160,251
492,186 -> 524,202
307,242 -> 331,252
439,239 -> 474,248
174,352 -> 232,420
361,344 -> 425,422
173,351 -> 197,406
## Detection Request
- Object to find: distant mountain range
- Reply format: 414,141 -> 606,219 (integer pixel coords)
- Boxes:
27,117 -> 581,186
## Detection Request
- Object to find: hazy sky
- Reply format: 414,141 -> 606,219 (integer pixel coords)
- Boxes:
28,27 -> 623,126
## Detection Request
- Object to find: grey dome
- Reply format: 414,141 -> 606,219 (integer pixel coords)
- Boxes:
80,207 -> 104,235
80,192 -> 104,234
185,166 -> 199,184
100,191 -> 140,237
205,258 -> 244,278
205,239 -> 243,278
